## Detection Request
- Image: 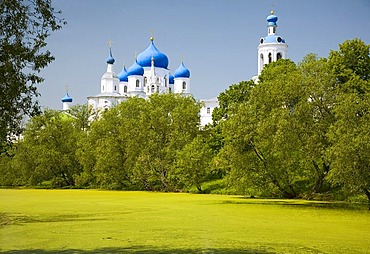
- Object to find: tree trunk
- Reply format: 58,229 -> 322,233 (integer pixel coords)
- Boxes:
311,161 -> 330,194
312,176 -> 324,194
363,188 -> 370,210
271,179 -> 296,199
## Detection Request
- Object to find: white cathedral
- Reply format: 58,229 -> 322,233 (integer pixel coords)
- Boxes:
61,11 -> 287,126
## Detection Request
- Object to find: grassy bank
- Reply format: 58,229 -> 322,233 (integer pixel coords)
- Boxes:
0,189 -> 369,253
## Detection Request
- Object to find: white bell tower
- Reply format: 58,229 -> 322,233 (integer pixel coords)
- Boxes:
257,11 -> 288,75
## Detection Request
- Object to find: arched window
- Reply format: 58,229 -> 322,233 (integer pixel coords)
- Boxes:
144,77 -> 147,85
164,76 -> 167,87
102,85 -> 105,91
182,81 -> 186,90
157,86 -> 159,92
277,52 -> 282,60
124,86 -> 127,93
268,53 -> 272,63
169,87 -> 172,93
136,79 -> 140,88
114,85 -> 117,91
151,85 -> 155,93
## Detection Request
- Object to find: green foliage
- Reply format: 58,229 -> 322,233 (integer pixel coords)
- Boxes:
10,109 -> 83,187
328,79 -> 370,201
76,94 -> 202,191
328,38 -> 370,85
215,41 -> 366,201
212,80 -> 254,124
219,60 -> 306,198
174,135 -> 213,192
0,0 -> 65,149
2,38 -> 369,203
326,39 -> 370,203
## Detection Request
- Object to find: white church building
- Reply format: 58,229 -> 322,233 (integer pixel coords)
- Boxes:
62,11 -> 287,126
86,36 -> 192,112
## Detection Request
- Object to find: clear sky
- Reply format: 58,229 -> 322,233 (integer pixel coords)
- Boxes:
39,0 -> 370,110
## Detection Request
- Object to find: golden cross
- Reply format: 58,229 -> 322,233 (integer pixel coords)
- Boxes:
108,40 -> 113,48
149,30 -> 155,41
65,85 -> 69,92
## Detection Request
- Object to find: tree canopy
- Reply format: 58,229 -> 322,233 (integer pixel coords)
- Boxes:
0,0 -> 65,151
1,38 -> 369,205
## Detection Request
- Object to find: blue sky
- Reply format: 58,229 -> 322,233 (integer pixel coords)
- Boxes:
39,0 -> 370,110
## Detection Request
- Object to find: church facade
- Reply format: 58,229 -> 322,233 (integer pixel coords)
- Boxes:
62,11 -> 287,126
87,36 -> 191,112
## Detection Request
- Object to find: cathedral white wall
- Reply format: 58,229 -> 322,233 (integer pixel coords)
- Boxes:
174,78 -> 190,94
199,98 -> 219,126
101,78 -> 119,93
128,75 -> 144,95
119,81 -> 128,95
142,67 -> 171,96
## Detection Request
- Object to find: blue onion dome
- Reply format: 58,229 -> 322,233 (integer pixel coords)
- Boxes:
267,11 -> 278,26
137,37 -> 169,69
174,62 -> 190,78
169,73 -> 174,84
117,66 -> 128,82
61,92 -> 73,103
127,59 -> 144,76
106,47 -> 115,64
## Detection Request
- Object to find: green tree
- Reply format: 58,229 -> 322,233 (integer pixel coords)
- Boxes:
77,94 -> 202,191
174,135 -> 213,192
0,0 -> 65,150
327,39 -> 370,204
212,80 -> 254,124
206,80 -> 255,180
328,38 -> 370,87
76,100 -> 138,189
67,104 -> 95,131
219,59 -> 305,198
328,87 -> 370,206
132,94 -> 202,191
294,54 -> 336,194
11,109 -> 83,187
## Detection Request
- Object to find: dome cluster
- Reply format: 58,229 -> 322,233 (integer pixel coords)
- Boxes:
107,37 -> 191,80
